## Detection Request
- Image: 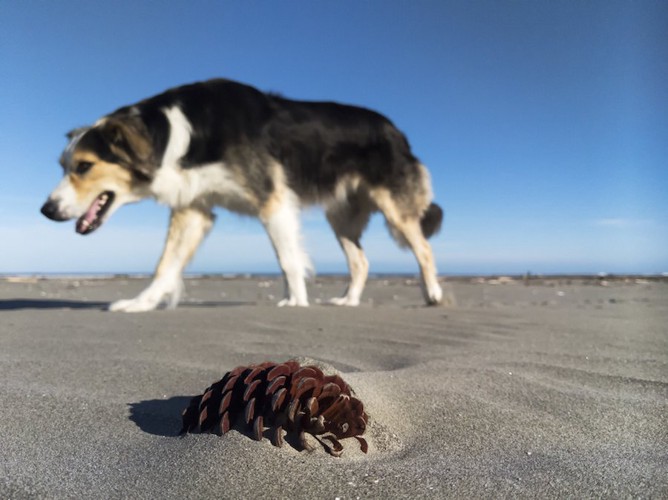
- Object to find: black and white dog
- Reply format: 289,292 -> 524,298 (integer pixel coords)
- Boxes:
41,79 -> 444,311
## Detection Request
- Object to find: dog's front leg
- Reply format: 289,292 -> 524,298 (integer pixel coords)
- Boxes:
109,207 -> 214,312
260,193 -> 310,307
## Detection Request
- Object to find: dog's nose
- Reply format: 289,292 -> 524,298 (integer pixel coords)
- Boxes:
40,199 -> 68,221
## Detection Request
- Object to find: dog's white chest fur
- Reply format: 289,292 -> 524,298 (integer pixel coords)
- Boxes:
150,106 -> 251,211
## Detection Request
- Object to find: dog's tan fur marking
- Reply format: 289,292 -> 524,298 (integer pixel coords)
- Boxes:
156,207 -> 215,277
257,160 -> 288,220
369,187 -> 442,304
68,152 -> 135,205
109,207 -> 214,312
103,117 -> 155,178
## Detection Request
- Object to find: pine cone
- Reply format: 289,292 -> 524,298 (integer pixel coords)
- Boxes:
180,360 -> 368,456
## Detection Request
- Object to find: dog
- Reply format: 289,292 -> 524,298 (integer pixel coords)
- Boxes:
41,79 -> 444,311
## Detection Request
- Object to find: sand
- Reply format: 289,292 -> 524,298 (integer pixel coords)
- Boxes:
0,275 -> 666,498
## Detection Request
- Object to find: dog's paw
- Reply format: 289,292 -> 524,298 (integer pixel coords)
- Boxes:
433,285 -> 457,307
277,297 -> 309,307
108,297 -> 160,313
424,283 -> 457,307
328,296 -> 360,307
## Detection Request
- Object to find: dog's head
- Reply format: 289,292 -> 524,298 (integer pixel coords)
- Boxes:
41,115 -> 155,235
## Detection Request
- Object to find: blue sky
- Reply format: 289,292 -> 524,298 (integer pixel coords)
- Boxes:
1,1 -> 666,275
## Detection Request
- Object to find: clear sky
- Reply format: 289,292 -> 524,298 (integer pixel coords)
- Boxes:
1,0 -> 666,276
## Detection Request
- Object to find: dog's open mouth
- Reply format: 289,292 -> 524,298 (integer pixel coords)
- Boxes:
76,191 -> 115,235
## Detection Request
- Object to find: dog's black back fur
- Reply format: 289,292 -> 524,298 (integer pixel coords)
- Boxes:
111,79 -> 425,204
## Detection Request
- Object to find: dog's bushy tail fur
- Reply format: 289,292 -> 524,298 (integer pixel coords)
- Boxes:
420,203 -> 443,239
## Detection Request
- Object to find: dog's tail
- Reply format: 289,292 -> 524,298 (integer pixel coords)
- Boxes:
420,203 -> 443,239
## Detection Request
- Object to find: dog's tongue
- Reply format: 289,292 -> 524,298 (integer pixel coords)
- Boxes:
76,197 -> 103,234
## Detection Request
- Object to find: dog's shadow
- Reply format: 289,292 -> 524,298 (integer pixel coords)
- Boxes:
128,396 -> 193,437
0,299 -> 107,311
0,299 -> 254,311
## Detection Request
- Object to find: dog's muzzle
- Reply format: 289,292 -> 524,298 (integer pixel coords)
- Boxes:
40,199 -> 69,221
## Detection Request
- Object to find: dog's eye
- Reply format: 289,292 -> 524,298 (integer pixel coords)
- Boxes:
75,161 -> 94,175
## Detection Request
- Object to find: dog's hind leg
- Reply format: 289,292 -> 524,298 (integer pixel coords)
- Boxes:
109,207 -> 214,312
325,200 -> 371,306
373,190 -> 443,306
260,190 -> 311,307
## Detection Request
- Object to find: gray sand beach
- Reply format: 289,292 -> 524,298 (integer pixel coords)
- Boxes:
1,276 -> 666,498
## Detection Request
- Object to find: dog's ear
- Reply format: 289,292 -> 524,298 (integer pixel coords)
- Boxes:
66,127 -> 90,141
99,117 -> 155,180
